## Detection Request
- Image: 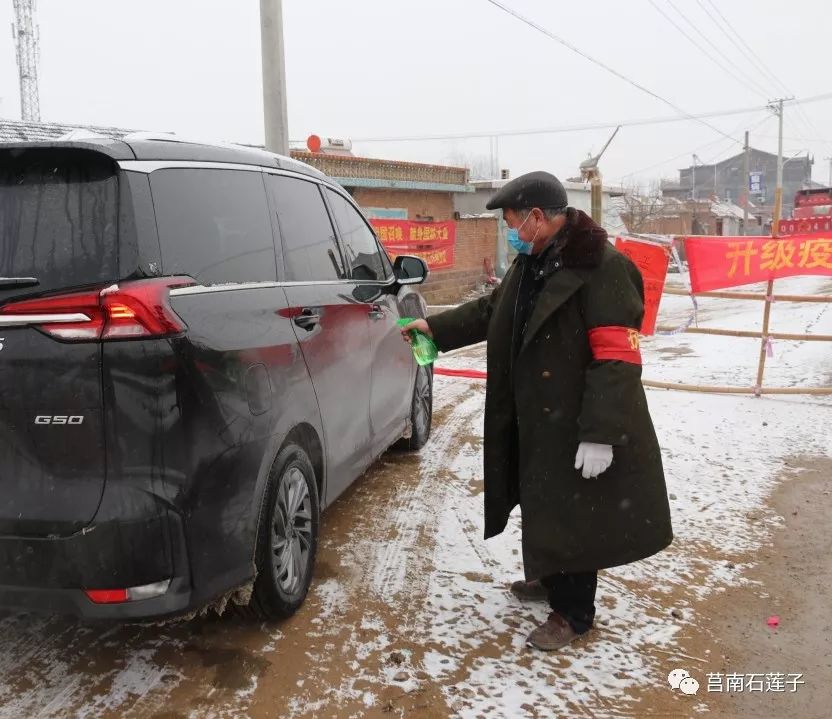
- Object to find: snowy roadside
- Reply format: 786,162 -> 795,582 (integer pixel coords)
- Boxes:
415,276 -> 832,717
0,278 -> 828,718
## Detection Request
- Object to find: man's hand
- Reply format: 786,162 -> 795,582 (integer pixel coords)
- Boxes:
400,318 -> 433,344
574,442 -> 613,479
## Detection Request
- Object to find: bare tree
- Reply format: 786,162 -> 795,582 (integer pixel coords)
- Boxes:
620,180 -> 669,233
444,151 -> 494,181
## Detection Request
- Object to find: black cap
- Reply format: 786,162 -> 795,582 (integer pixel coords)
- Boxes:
485,170 -> 568,211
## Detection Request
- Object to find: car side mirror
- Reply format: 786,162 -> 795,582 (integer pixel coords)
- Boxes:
394,255 -> 429,285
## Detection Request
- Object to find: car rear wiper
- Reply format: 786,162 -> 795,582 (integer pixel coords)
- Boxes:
0,277 -> 39,289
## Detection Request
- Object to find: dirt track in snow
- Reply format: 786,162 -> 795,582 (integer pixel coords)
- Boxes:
1,329 -> 831,717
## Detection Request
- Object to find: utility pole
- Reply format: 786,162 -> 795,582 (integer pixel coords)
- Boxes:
260,0 -> 289,155
12,0 -> 41,122
755,97 -> 790,396
743,130 -> 750,235
691,154 -> 697,234
826,156 -> 832,187
772,98 -> 785,229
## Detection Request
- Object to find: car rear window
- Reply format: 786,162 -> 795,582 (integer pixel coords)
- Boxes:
150,168 -> 277,286
0,149 -> 120,299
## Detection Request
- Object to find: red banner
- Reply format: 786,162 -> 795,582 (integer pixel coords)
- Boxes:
370,219 -> 456,270
796,190 -> 832,207
614,237 -> 670,336
685,233 -> 832,292
778,217 -> 832,236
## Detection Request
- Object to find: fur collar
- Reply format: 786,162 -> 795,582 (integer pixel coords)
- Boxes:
557,208 -> 608,269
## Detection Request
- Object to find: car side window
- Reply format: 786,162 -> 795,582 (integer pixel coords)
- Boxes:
266,175 -> 345,282
149,168 -> 277,285
325,189 -> 388,282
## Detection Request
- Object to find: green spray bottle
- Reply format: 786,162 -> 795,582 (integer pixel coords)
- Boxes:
396,317 -> 438,367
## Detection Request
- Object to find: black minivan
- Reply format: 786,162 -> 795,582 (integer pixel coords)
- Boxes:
0,135 -> 432,620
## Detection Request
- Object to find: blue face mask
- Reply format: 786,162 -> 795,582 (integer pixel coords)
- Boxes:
507,228 -> 533,255
507,212 -> 538,255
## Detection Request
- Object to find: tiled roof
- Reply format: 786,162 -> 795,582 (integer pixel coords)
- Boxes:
0,118 -> 136,143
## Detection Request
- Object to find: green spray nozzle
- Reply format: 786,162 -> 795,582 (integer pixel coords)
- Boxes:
397,317 -> 438,367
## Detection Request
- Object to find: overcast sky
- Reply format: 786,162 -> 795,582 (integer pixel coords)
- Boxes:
1,1 -> 830,187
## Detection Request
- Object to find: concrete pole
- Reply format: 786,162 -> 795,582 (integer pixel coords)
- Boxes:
590,173 -> 603,225
743,130 -> 750,235
260,0 -> 289,155
773,99 -> 784,229
691,155 -> 697,234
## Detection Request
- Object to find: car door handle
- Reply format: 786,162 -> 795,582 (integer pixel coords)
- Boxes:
368,304 -> 385,321
293,308 -> 320,331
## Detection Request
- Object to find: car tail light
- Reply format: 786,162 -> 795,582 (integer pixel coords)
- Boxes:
0,277 -> 195,341
84,588 -> 129,604
84,579 -> 171,604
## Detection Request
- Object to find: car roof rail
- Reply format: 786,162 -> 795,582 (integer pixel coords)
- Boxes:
121,131 -> 327,179
123,131 -> 186,143
124,131 -> 253,151
57,129 -> 113,141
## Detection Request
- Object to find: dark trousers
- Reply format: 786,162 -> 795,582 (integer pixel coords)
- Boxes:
540,571 -> 598,634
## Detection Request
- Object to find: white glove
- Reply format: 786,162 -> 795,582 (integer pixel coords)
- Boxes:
575,442 -> 613,479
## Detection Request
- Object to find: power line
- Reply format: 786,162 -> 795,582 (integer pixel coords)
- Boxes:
669,0 -> 770,98
355,106 -> 760,143
481,0 -> 740,144
353,92 -> 832,143
787,91 -> 832,106
700,0 -> 788,97
616,112 -> 772,183
697,0 -> 821,144
756,133 -> 832,145
651,0 -> 770,100
702,114 -> 774,165
617,134 -> 735,185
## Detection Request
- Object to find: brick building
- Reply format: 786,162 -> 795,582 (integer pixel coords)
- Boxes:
621,197 -> 768,239
661,147 -> 813,218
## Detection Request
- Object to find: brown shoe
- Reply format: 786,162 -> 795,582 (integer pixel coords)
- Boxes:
509,579 -> 549,602
526,612 -> 585,651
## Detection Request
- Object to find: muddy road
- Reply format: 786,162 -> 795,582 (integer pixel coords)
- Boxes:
1,340 -> 830,718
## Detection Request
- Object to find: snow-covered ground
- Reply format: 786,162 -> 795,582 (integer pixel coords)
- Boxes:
0,277 -> 829,718
420,275 -> 832,717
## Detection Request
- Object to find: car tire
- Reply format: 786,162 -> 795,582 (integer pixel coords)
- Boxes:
248,443 -> 320,620
395,364 -> 433,451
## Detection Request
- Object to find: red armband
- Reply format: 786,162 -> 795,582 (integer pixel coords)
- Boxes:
588,326 -> 642,365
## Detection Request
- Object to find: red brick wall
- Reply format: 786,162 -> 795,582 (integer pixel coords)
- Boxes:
349,189 -> 497,304
420,217 -> 498,305
352,188 -> 454,222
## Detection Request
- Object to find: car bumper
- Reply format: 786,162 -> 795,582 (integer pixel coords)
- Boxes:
0,511 -> 193,620
0,577 -> 192,620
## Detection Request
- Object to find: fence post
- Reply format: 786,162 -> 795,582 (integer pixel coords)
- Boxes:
754,280 -> 774,397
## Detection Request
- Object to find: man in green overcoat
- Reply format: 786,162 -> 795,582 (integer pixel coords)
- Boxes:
402,171 -> 673,651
